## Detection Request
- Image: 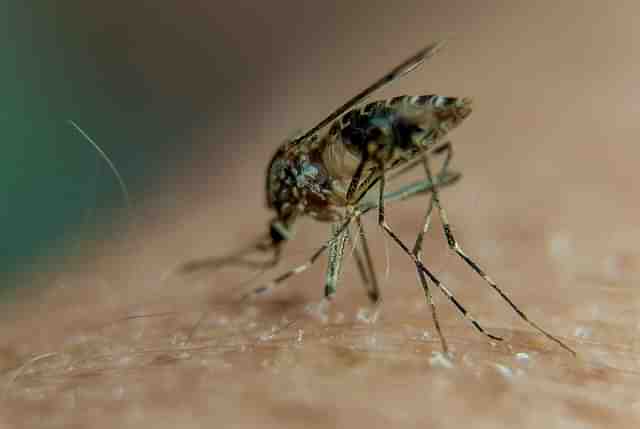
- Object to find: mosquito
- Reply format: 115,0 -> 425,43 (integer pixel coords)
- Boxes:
182,41 -> 575,356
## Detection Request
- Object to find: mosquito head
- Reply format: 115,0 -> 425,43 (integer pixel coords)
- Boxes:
265,150 -> 300,245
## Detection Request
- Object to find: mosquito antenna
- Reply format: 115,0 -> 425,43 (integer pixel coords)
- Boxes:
67,120 -> 131,210
289,41 -> 446,149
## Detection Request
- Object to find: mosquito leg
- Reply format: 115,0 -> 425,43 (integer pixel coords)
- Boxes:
351,225 -> 373,297
412,196 -> 449,354
240,245 -> 325,301
353,172 -> 464,322
325,221 -> 350,298
376,171 -> 504,342
240,218 -> 353,301
346,157 -> 369,202
354,217 -> 381,303
360,162 -> 456,348
431,141 -> 453,179
352,140 -> 456,206
422,155 -> 576,356
351,231 -> 371,287
385,140 -> 452,183
352,174 -> 459,330
356,169 -> 461,219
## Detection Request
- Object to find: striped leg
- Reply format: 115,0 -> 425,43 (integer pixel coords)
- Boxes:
413,144 -> 452,352
352,166 -> 460,304
353,141 -> 457,207
412,196 -> 449,353
422,155 -> 576,356
353,216 -> 381,303
240,218 -> 352,301
430,141 -> 454,175
385,140 -> 454,183
356,170 -> 461,217
324,221 -> 350,298
238,170 -> 451,304
351,229 -> 373,295
376,170 -> 504,342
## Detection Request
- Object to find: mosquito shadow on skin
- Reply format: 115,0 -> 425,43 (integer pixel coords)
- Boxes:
175,256 -> 245,275
163,251 -> 274,299
220,294 -> 309,319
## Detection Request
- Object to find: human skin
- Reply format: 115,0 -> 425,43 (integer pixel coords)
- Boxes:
1,2 -> 640,428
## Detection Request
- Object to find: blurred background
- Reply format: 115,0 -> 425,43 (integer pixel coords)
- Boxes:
3,1 -> 451,286
3,1 -> 267,285
3,0 -> 640,312
5,0 -> 462,287
8,0 -> 638,290
4,1 -> 640,299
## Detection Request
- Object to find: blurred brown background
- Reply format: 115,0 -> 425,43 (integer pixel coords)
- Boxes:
2,1 -> 640,428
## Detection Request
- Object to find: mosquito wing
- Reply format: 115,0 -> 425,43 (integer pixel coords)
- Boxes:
288,41 -> 446,149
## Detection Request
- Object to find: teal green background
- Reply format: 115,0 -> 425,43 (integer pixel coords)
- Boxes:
1,3 -> 207,286
1,1 -> 320,290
